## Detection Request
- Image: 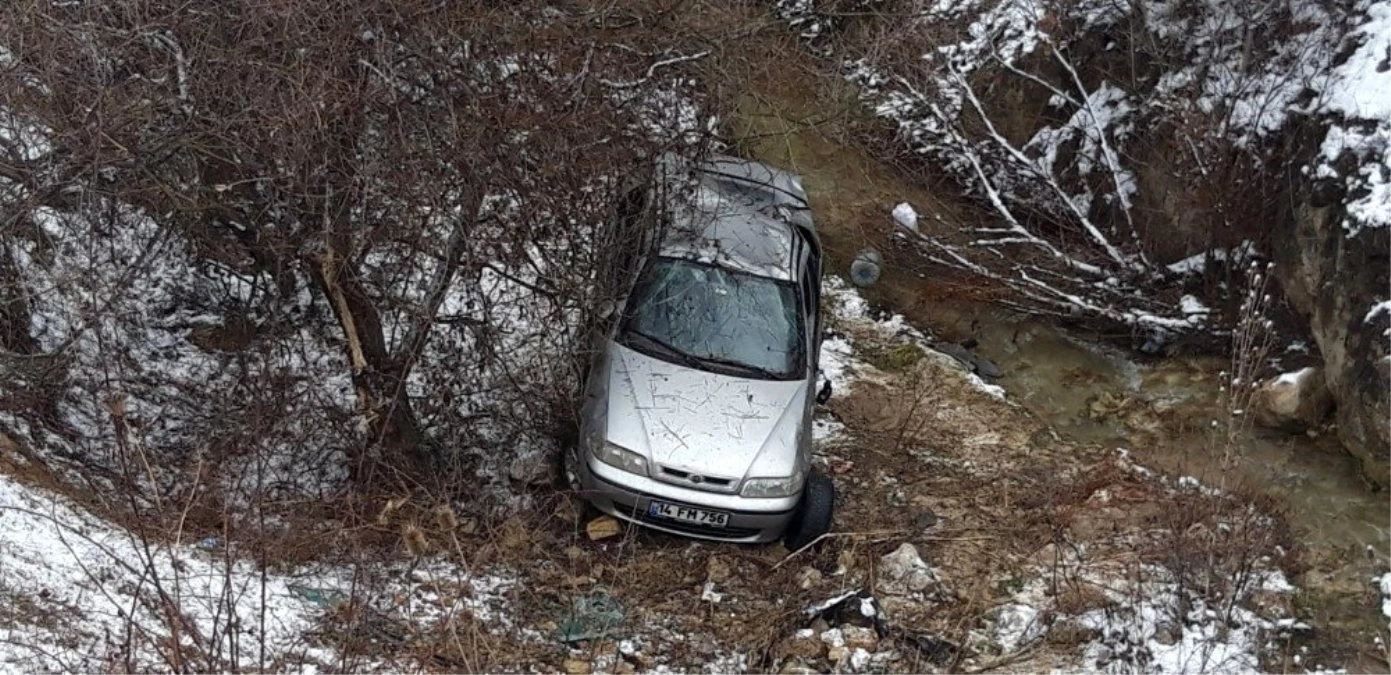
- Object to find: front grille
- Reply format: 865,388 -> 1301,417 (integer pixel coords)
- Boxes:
637,512 -> 761,539
656,465 -> 736,493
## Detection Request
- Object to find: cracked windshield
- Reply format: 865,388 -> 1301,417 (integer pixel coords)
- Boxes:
620,258 -> 804,380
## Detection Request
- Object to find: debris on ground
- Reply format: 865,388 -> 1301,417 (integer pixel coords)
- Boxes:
804,589 -> 888,636
556,587 -> 625,644
878,543 -> 941,596
585,515 -> 622,541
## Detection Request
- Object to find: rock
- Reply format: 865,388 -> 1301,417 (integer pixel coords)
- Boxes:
613,663 -> 636,675
1274,201 -> 1390,489
509,455 -> 552,485
972,354 -> 1004,379
1249,589 -> 1294,620
562,659 -> 591,675
1252,367 -> 1334,432
827,645 -> 850,664
841,625 -> 879,652
706,555 -> 732,583
931,342 -> 975,372
776,631 -> 826,660
780,663 -> 819,675
1030,543 -> 1059,567
912,506 -> 938,531
1152,621 -> 1181,646
878,543 -> 939,595
796,566 -> 823,590
586,516 -> 622,541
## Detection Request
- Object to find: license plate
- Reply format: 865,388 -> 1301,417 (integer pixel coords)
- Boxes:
647,501 -> 730,528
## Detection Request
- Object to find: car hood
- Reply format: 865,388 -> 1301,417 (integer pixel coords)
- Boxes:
604,343 -> 807,480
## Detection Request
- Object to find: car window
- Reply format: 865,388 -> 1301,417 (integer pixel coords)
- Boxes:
619,258 -> 806,380
799,255 -> 820,356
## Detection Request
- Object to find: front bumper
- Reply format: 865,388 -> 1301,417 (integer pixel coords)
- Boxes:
576,456 -> 797,544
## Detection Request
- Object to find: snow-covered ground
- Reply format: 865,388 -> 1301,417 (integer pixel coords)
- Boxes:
1315,0 -> 1391,236
0,465 -> 536,673
982,449 -> 1310,674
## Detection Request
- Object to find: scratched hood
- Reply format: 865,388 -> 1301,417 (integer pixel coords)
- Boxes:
602,342 -> 808,480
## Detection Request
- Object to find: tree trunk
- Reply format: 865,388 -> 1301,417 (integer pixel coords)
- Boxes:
309,245 -> 427,480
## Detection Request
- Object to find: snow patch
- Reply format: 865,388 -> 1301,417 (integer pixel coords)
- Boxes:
1367,300 -> 1391,322
1274,366 -> 1317,387
892,202 -> 919,232
821,276 -> 1007,401
0,472 -> 523,672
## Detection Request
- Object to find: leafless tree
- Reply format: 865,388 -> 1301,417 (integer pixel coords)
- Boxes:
0,0 -> 713,501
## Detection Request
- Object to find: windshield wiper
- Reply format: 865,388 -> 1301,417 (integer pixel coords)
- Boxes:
622,329 -> 706,371
690,353 -> 789,381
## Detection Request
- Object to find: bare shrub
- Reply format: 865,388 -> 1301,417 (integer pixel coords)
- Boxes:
780,0 -> 1350,351
0,0 -> 714,510
0,5 -> 722,666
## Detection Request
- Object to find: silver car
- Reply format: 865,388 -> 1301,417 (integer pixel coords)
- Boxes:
565,153 -> 835,548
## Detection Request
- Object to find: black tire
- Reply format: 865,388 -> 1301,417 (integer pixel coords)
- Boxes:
784,471 -> 835,551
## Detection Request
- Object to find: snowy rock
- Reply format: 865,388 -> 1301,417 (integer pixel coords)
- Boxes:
1253,367 -> 1334,432
892,202 -> 919,232
878,543 -> 940,595
841,625 -> 879,652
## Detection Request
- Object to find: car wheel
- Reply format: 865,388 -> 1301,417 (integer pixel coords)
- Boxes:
783,471 -> 835,551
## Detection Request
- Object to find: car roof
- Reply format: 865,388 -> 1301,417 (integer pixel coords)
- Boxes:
656,154 -> 816,282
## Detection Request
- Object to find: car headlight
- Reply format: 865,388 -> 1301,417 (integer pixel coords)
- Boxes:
740,469 -> 805,498
592,441 -> 649,476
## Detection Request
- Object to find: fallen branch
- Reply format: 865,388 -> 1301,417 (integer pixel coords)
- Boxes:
772,529 -> 912,570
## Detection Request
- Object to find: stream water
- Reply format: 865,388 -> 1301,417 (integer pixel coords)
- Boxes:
956,308 -> 1390,567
